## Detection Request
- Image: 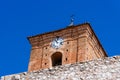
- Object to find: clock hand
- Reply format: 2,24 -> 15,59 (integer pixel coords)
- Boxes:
55,39 -> 58,43
60,42 -> 63,45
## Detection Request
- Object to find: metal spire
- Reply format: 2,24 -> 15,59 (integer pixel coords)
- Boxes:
68,15 -> 74,26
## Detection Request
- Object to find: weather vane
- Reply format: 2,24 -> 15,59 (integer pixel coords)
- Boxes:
68,15 -> 74,26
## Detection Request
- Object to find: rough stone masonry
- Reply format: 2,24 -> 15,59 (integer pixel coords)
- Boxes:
1,56 -> 120,80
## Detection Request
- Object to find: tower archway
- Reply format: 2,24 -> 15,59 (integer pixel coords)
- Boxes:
51,52 -> 62,67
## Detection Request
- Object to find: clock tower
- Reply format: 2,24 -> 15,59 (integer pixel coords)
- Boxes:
27,23 -> 107,72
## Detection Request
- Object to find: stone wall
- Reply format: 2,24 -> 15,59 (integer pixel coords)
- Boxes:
1,56 -> 120,80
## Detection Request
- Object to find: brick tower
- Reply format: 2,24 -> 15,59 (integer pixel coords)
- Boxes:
27,23 -> 107,72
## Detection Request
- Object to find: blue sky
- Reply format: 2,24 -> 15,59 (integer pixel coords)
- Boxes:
0,0 -> 120,77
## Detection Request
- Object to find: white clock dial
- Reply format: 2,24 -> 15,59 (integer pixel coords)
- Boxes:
51,37 -> 63,49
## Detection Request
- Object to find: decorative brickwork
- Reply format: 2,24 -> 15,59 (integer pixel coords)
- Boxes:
27,23 -> 107,72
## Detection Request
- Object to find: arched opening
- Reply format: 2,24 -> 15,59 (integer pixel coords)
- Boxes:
51,52 -> 62,67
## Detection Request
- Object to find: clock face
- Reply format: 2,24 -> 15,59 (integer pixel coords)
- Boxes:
51,37 -> 63,49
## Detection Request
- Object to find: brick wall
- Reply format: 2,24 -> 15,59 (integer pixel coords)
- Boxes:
28,23 -> 107,72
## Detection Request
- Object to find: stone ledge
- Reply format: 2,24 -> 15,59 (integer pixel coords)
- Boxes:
1,56 -> 120,80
